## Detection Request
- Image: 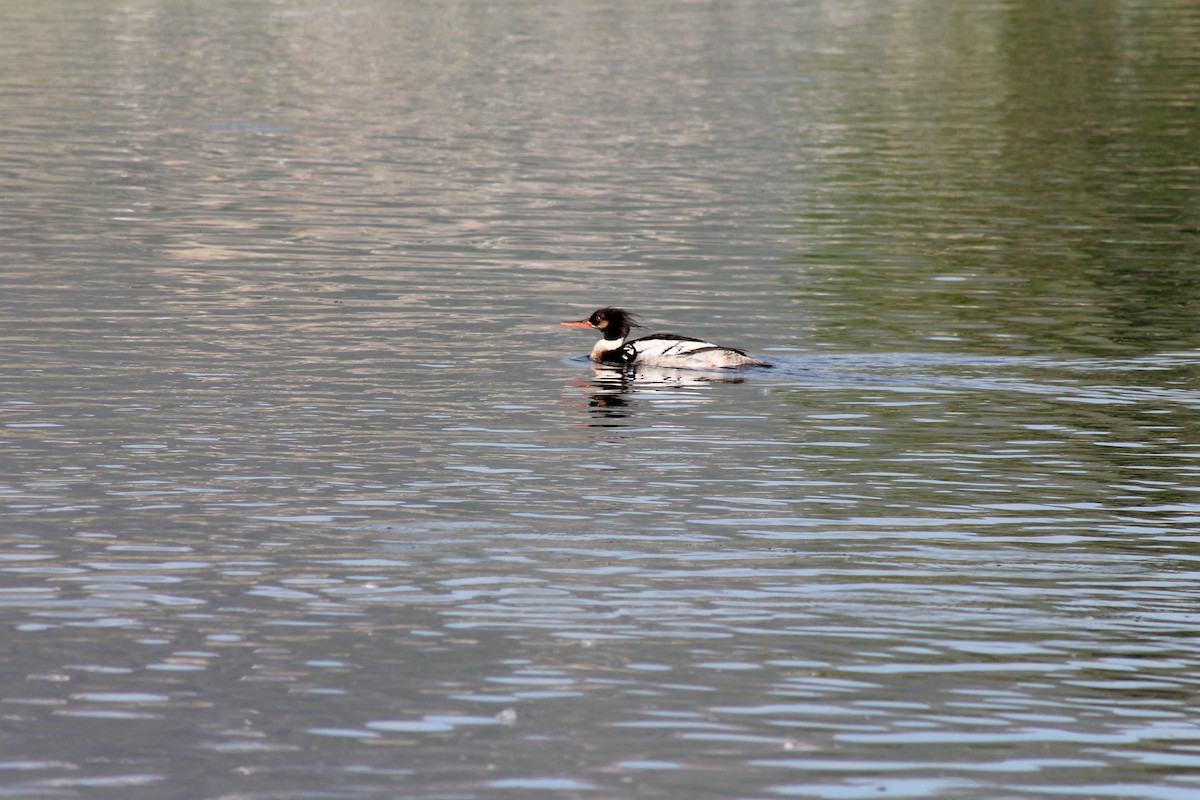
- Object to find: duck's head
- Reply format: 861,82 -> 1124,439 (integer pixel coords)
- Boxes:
560,307 -> 641,341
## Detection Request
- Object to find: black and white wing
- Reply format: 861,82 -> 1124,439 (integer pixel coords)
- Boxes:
620,333 -> 768,369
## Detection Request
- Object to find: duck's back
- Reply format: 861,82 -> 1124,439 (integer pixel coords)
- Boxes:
617,333 -> 770,369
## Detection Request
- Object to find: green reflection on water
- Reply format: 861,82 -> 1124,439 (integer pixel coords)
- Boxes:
787,0 -> 1200,357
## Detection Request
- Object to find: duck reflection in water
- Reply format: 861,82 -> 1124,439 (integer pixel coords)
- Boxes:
563,363 -> 747,426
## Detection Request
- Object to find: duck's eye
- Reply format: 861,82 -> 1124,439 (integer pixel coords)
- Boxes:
594,316 -> 607,328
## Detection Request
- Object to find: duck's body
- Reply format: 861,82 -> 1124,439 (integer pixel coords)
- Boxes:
561,307 -> 771,370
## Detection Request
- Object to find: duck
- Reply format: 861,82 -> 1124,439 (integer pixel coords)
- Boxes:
560,307 -> 772,369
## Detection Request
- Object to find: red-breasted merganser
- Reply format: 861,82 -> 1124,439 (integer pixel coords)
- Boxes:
561,307 -> 772,369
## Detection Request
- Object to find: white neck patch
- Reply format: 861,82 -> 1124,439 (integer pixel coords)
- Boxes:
590,336 -> 626,360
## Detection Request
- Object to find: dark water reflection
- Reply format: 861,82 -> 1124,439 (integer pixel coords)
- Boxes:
4,1 -> 1200,798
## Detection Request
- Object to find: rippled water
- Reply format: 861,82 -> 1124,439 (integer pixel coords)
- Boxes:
4,1 -> 1200,798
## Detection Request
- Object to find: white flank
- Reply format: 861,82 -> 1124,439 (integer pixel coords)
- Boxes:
626,336 -> 766,369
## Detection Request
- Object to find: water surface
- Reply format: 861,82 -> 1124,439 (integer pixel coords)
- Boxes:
3,1 -> 1200,798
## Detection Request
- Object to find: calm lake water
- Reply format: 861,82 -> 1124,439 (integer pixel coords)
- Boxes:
4,1 -> 1200,798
